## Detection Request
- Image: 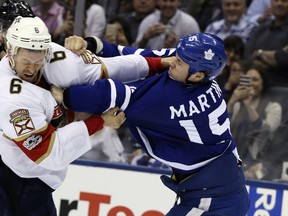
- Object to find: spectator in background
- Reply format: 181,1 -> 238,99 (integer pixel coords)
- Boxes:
246,0 -> 271,24
187,0 -> 222,32
85,0 -> 106,38
103,16 -> 132,46
223,34 -> 245,68
216,35 -> 245,96
55,3 -> 74,45
32,0 -> 69,42
135,0 -> 200,49
250,85 -> 288,181
118,0 -> 157,46
244,0 -> 288,87
222,59 -> 249,102
227,64 -> 282,180
205,0 -> 257,43
97,0 -> 131,22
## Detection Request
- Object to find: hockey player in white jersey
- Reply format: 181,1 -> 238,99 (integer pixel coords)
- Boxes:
0,15 -> 125,215
0,1 -> 173,213
0,0 -> 149,166
53,33 -> 250,216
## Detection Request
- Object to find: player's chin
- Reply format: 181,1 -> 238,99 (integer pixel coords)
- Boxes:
168,68 -> 172,76
168,70 -> 177,81
22,75 -> 37,83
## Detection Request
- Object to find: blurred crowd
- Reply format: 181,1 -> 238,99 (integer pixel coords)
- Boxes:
28,0 -> 288,182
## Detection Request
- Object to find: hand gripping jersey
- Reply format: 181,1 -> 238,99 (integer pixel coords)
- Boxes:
0,57 -> 92,189
66,72 -> 238,174
44,42 -> 152,88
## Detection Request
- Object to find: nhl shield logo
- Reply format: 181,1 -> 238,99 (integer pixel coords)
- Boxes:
23,134 -> 42,150
9,109 -> 35,136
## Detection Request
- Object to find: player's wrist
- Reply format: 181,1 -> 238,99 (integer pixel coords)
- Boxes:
145,57 -> 163,76
62,88 -> 71,110
84,115 -> 104,135
85,36 -> 103,55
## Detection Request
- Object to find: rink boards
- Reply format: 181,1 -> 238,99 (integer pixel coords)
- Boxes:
53,160 -> 288,216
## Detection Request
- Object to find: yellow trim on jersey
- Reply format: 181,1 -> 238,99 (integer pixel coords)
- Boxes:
3,123 -> 49,142
98,58 -> 109,79
35,131 -> 56,164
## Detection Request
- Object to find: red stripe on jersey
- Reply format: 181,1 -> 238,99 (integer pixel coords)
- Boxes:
84,115 -> 104,135
145,57 -> 163,76
12,123 -> 56,163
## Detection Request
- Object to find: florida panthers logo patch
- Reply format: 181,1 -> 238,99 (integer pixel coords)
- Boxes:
23,134 -> 42,150
81,50 -> 101,64
9,109 -> 35,136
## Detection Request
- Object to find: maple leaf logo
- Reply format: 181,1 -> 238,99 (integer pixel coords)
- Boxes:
204,49 -> 214,60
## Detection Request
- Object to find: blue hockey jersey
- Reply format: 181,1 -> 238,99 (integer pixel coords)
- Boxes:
68,72 -> 237,174
100,40 -> 176,58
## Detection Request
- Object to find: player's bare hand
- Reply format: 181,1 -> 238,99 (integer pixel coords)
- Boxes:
101,107 -> 126,129
50,86 -> 64,104
161,56 -> 176,69
65,35 -> 87,55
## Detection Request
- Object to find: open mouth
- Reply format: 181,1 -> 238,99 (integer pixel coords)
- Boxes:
24,73 -> 34,78
22,72 -> 37,82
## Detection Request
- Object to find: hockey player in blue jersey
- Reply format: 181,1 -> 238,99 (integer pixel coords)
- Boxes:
52,33 -> 250,216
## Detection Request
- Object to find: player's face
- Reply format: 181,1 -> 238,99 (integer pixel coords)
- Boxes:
13,48 -> 46,83
168,54 -> 190,83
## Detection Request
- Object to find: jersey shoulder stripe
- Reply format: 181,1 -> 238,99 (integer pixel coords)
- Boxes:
4,123 -> 56,163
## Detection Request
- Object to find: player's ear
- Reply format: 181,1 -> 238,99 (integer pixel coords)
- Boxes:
188,71 -> 206,82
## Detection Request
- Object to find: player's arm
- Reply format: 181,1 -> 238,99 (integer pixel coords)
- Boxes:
101,54 -> 174,82
2,88 -> 124,170
65,35 -> 176,57
99,39 -> 176,58
51,79 -> 130,115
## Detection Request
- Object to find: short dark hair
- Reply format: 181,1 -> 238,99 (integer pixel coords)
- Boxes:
223,35 -> 245,58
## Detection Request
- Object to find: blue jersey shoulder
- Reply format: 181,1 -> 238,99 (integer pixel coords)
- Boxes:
101,40 -> 176,57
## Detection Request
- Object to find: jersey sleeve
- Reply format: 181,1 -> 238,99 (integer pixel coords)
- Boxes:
98,39 -> 176,57
100,55 -> 151,83
44,42 -> 104,88
0,80 -> 92,171
63,79 -> 131,115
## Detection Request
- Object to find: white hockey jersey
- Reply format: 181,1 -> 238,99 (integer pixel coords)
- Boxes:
0,42 -> 150,189
44,42 -> 150,88
0,57 -> 92,189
